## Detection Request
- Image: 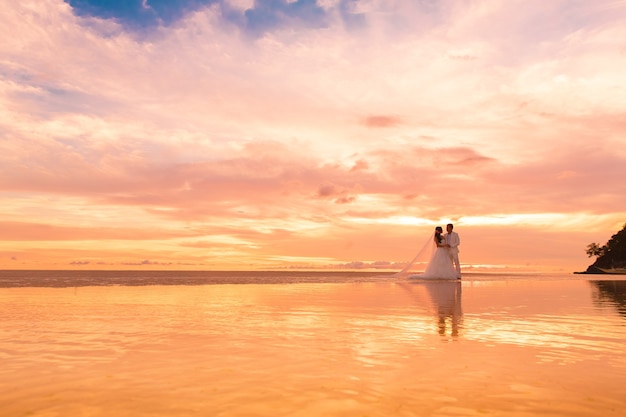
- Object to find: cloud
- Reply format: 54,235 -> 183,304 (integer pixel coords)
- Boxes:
121,259 -> 174,266
225,0 -> 254,13
70,260 -> 91,265
0,221 -> 195,241
1,0 -> 625,270
362,115 -> 402,128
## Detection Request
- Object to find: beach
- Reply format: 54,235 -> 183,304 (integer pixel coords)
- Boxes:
1,272 -> 625,416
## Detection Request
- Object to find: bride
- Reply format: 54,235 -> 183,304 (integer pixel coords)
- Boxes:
400,226 -> 459,280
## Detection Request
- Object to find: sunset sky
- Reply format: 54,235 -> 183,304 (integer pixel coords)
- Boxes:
1,0 -> 625,272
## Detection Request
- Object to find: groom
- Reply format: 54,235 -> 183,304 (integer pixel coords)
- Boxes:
445,223 -> 461,279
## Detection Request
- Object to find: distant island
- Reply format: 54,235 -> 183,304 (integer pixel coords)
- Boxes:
580,223 -> 626,274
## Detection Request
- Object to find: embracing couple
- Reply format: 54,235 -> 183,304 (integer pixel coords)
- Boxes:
420,223 -> 461,280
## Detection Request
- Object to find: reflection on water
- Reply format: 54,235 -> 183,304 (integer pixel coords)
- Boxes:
1,278 -> 626,416
426,281 -> 463,338
590,280 -> 626,318
398,281 -> 463,339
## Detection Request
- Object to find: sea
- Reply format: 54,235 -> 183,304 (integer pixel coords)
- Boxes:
1,269 -> 625,416
0,269 -> 594,287
0,269 -> 398,287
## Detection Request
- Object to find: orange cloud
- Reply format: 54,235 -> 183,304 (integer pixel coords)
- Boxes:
0,221 -> 195,241
1,1 -> 625,271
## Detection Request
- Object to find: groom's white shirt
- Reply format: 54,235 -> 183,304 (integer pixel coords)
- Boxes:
446,232 -> 460,253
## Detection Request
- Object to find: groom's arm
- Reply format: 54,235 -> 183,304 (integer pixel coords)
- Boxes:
450,233 -> 460,248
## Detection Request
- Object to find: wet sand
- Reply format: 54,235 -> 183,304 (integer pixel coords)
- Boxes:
1,277 -> 625,416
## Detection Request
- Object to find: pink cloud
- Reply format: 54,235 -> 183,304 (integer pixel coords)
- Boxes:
1,1 -> 625,270
0,221 -> 195,241
362,115 -> 402,128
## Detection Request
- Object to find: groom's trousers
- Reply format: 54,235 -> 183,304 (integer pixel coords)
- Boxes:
449,250 -> 461,277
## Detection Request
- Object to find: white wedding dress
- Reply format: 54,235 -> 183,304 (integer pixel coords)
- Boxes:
408,236 -> 459,280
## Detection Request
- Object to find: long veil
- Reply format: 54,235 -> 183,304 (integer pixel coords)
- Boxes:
392,233 -> 435,278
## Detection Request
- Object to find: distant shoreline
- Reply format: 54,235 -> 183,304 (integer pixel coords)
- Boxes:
575,266 -> 626,275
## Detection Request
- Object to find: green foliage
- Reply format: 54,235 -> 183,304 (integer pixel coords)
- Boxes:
588,223 -> 626,269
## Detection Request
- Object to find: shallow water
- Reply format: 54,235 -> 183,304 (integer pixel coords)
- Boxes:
1,273 -> 625,416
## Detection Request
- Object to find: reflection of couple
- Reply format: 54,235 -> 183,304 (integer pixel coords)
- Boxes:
413,223 -> 461,280
399,280 -> 463,338
427,281 -> 463,337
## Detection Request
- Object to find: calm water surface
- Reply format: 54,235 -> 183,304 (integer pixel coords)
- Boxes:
1,271 -> 625,416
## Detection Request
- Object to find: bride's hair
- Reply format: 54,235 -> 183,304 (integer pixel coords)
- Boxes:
435,226 -> 443,243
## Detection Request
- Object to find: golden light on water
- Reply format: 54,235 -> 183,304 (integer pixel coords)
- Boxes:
2,275 -> 624,416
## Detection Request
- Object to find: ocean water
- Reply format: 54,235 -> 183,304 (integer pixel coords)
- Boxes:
0,269 -> 394,287
0,269 -> 589,287
1,270 -> 625,416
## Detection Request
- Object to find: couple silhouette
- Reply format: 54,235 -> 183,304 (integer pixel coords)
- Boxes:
411,224 -> 461,280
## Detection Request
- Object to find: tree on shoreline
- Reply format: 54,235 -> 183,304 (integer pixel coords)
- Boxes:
586,223 -> 626,270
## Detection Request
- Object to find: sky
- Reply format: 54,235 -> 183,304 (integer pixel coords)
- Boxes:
1,0 -> 625,272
